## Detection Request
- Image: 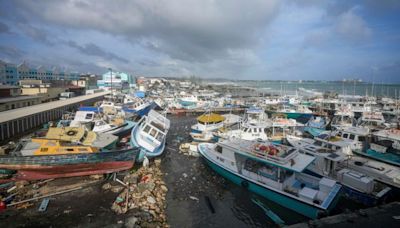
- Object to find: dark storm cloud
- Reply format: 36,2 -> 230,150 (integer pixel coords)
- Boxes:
66,41 -> 129,63
12,0 -> 279,62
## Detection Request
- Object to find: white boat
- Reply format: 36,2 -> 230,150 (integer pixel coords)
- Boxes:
357,111 -> 387,131
286,135 -> 391,205
190,112 -> 225,142
331,105 -> 355,129
130,110 -> 170,162
198,139 -> 341,219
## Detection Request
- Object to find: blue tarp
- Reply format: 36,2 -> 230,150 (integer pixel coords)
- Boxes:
78,106 -> 101,113
134,91 -> 146,98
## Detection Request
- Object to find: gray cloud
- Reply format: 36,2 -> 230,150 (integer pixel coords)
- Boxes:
66,41 -> 129,63
335,9 -> 371,41
13,0 -> 280,62
0,21 -> 9,33
0,45 -> 24,59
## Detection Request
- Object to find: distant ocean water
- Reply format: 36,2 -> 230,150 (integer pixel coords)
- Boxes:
236,81 -> 400,98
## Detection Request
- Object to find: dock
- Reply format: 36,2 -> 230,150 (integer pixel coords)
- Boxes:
0,91 -> 110,144
288,201 -> 400,228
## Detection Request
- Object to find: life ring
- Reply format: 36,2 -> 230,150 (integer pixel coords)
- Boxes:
66,130 -> 77,136
241,180 -> 249,188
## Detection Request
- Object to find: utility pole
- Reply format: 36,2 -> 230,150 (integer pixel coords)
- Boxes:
108,68 -> 113,100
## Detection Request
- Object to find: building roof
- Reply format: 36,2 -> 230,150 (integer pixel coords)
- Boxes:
0,95 -> 42,104
0,85 -> 20,89
0,91 -> 110,123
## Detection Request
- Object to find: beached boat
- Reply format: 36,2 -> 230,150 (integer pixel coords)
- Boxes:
331,105 -> 355,129
286,135 -> 391,205
92,118 -> 135,138
123,97 -> 157,117
198,139 -> 341,219
357,111 -> 387,131
130,110 -> 170,162
0,138 -> 138,182
45,126 -> 118,150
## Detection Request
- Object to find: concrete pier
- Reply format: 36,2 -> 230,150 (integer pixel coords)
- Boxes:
0,91 -> 110,144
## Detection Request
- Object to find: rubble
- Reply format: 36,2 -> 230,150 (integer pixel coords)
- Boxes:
108,161 -> 169,227
178,142 -> 200,157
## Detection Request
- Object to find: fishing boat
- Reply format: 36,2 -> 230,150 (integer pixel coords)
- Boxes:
130,110 -> 170,162
286,135 -> 392,206
92,118 -> 136,138
331,105 -> 355,129
123,97 -> 157,117
360,128 -> 400,167
270,114 -> 303,142
45,126 -> 119,150
190,112 -> 225,142
357,111 -> 387,131
198,139 -> 342,219
276,105 -> 313,120
0,138 -> 138,182
303,116 -> 330,138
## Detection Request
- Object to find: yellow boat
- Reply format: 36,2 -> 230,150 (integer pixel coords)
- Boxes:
20,138 -> 99,156
45,127 -> 118,149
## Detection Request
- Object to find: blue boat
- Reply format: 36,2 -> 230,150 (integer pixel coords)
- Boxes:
123,100 -> 158,117
130,110 -> 170,162
198,139 -> 342,219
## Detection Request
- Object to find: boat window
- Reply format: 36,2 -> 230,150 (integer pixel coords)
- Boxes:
40,148 -> 48,152
349,134 -> 355,140
66,148 -> 74,152
150,129 -> 157,137
358,136 -> 366,141
248,129 -> 252,133
215,145 -> 223,153
85,113 -> 93,119
243,127 -> 248,132
143,125 -> 151,133
343,133 -> 349,138
78,148 -> 88,152
314,141 -> 323,146
156,133 -> 164,141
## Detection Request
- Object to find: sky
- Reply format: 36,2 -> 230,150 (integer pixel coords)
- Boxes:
0,0 -> 399,82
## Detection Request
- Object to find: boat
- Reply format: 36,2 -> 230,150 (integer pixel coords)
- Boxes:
357,111 -> 387,131
286,135 -> 392,206
0,138 -> 138,182
45,126 -> 119,150
303,116 -> 330,137
190,112 -> 225,142
123,97 -> 158,117
361,128 -> 400,167
130,110 -> 170,162
198,139 -> 342,219
331,105 -> 355,130
92,118 -> 135,138
276,105 -> 313,120
270,114 -> 303,142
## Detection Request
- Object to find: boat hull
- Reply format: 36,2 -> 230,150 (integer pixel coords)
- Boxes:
0,148 -> 138,182
199,147 -> 337,219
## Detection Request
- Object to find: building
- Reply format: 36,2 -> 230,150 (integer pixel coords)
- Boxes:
97,70 -> 135,90
0,59 -> 83,85
0,85 -> 42,112
20,80 -> 66,103
0,60 -> 19,85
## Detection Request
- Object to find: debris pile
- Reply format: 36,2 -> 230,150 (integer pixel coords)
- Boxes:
178,142 -> 200,157
107,159 -> 169,227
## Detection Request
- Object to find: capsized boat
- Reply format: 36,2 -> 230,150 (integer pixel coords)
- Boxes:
198,139 -> 341,219
0,138 -> 138,182
130,110 -> 170,162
